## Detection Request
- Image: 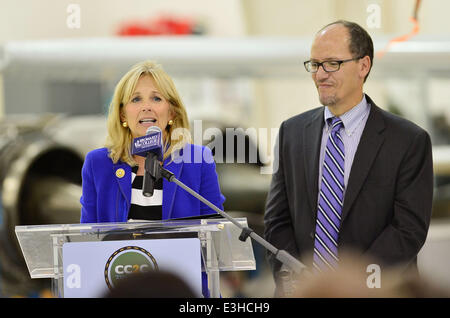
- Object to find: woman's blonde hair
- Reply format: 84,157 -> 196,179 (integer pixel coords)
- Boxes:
105,60 -> 191,165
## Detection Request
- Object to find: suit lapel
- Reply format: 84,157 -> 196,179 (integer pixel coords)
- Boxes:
303,108 -> 325,217
162,155 -> 183,220
341,100 -> 386,222
113,162 -> 131,220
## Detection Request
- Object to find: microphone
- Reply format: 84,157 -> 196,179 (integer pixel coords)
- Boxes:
131,126 -> 163,197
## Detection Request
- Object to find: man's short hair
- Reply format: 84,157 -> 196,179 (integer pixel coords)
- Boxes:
319,20 -> 374,82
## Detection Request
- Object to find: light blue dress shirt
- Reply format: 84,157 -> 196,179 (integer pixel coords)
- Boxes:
318,94 -> 371,199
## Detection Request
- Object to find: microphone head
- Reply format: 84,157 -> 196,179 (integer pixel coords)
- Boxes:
146,125 -> 162,135
131,126 -> 163,161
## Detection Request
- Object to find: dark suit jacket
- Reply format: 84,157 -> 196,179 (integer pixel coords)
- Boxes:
264,95 -> 434,278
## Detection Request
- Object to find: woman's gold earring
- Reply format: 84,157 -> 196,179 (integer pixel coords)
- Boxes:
168,119 -> 174,126
122,122 -> 128,128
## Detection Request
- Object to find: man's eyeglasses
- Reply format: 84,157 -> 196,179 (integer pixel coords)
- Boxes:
303,57 -> 362,73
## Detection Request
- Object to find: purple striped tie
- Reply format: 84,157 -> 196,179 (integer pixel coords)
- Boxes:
313,117 -> 345,271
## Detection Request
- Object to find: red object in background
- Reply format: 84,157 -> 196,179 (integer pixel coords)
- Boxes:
376,0 -> 422,58
118,24 -> 156,36
116,16 -> 198,36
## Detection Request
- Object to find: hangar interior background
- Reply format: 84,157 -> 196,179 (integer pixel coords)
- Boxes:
0,0 -> 449,297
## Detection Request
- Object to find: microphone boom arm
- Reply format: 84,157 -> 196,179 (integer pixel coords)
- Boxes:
160,167 -> 306,275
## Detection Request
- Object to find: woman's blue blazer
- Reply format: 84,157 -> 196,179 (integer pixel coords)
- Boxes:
80,144 -> 225,223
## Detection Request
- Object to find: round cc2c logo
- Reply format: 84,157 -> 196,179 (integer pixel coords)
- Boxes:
104,246 -> 158,289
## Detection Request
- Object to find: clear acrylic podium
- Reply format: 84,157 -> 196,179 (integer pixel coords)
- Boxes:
15,218 -> 256,297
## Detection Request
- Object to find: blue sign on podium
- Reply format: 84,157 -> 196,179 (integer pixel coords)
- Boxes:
62,238 -> 202,297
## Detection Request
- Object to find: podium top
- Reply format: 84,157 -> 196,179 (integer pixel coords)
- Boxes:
15,218 -> 255,278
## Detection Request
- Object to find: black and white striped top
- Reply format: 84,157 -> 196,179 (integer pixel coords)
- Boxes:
127,165 -> 163,221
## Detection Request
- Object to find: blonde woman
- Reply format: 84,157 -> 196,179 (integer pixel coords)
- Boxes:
80,61 -> 225,223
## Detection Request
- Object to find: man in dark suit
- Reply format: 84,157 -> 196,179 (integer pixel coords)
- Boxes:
264,20 -> 434,294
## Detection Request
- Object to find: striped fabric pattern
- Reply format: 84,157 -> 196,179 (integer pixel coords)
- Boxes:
313,117 -> 345,271
128,166 -> 163,221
